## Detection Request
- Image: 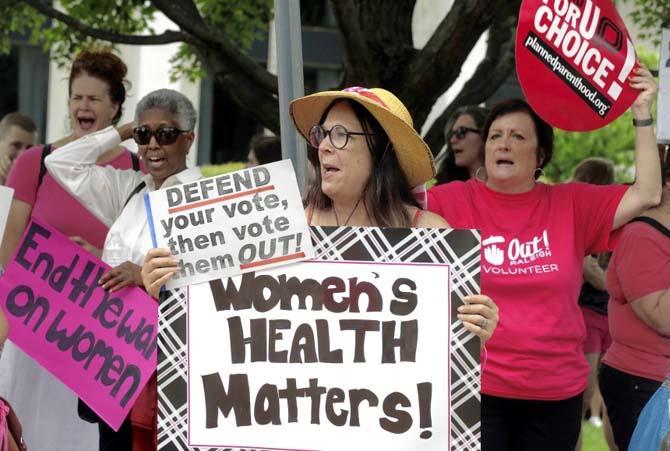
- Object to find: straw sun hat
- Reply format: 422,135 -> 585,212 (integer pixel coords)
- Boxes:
289,87 -> 435,187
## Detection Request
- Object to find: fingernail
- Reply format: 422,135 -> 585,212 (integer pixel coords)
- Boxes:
458,306 -> 465,312
457,314 -> 464,319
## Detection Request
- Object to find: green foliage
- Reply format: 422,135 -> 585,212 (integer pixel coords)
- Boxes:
624,0 -> 670,45
169,0 -> 272,82
0,1 -> 47,54
546,48 -> 660,182
548,112 -> 636,182
0,0 -> 272,81
200,161 -> 245,177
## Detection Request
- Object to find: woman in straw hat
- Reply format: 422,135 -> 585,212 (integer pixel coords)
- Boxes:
140,87 -> 498,344
289,86 -> 498,344
290,87 -> 444,228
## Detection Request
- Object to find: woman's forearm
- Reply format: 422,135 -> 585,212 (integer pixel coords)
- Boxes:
44,126 -> 128,226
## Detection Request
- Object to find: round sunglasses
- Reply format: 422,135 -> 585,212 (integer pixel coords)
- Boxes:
132,125 -> 190,146
446,126 -> 480,141
308,124 -> 376,150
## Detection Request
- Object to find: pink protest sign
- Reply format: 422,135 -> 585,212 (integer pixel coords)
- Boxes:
516,0 -> 639,131
0,220 -> 158,431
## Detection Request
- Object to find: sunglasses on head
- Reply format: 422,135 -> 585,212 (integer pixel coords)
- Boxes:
132,125 -> 189,146
447,126 -> 480,141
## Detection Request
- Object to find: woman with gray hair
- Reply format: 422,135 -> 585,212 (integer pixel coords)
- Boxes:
45,88 -> 201,451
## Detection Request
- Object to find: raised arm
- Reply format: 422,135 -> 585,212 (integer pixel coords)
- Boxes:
44,124 -> 139,227
612,66 -> 662,230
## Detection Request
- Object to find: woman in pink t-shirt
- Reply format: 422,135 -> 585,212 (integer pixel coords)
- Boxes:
599,144 -> 670,450
0,49 -> 142,451
428,67 -> 660,451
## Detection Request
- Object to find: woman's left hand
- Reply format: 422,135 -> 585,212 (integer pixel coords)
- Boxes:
630,65 -> 658,117
458,294 -> 499,346
99,261 -> 143,292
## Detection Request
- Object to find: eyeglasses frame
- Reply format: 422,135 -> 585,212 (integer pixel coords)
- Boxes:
132,125 -> 191,146
308,124 -> 377,150
446,126 -> 481,141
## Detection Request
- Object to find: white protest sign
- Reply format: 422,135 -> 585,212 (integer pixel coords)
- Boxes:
145,160 -> 314,289
188,260 -> 451,450
0,186 -> 14,244
658,28 -> 670,144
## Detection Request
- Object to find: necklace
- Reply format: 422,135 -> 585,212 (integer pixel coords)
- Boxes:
333,197 -> 363,226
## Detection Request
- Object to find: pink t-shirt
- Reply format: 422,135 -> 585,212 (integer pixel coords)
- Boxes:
6,144 -> 142,250
603,220 -> 670,381
428,179 -> 627,400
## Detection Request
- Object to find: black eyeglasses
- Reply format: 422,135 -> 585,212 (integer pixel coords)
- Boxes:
447,126 -> 480,141
132,125 -> 190,146
308,124 -> 376,150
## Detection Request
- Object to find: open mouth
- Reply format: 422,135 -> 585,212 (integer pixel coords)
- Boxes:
77,117 -> 95,130
146,156 -> 167,169
495,158 -> 514,166
322,164 -> 339,175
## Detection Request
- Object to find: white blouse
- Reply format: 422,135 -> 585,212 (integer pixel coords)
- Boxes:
45,126 -> 202,266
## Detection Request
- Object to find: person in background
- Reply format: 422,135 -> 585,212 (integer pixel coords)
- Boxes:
571,157 -> 617,451
427,65 -> 659,451
46,88 -> 201,451
245,134 -> 282,168
0,48 -> 140,451
599,144 -> 670,451
628,374 -> 670,451
434,105 -> 488,185
0,113 -> 37,185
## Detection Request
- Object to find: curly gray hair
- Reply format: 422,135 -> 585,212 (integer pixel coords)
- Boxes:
135,88 -> 197,130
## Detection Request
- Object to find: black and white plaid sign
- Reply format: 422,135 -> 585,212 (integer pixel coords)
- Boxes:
158,226 -> 481,451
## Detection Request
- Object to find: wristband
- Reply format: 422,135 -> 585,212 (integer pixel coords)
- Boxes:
632,117 -> 653,127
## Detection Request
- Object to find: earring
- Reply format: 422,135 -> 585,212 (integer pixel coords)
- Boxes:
534,167 -> 546,179
475,167 -> 487,182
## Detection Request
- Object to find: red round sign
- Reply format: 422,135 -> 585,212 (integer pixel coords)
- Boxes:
516,0 -> 639,131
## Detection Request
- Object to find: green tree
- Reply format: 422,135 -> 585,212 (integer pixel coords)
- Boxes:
547,48 -> 659,182
0,0 -> 521,155
624,0 -> 670,45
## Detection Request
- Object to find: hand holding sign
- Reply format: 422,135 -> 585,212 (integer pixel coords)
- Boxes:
458,294 -> 499,345
630,65 -> 658,119
0,220 -> 158,431
141,248 -> 179,299
99,261 -> 143,293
